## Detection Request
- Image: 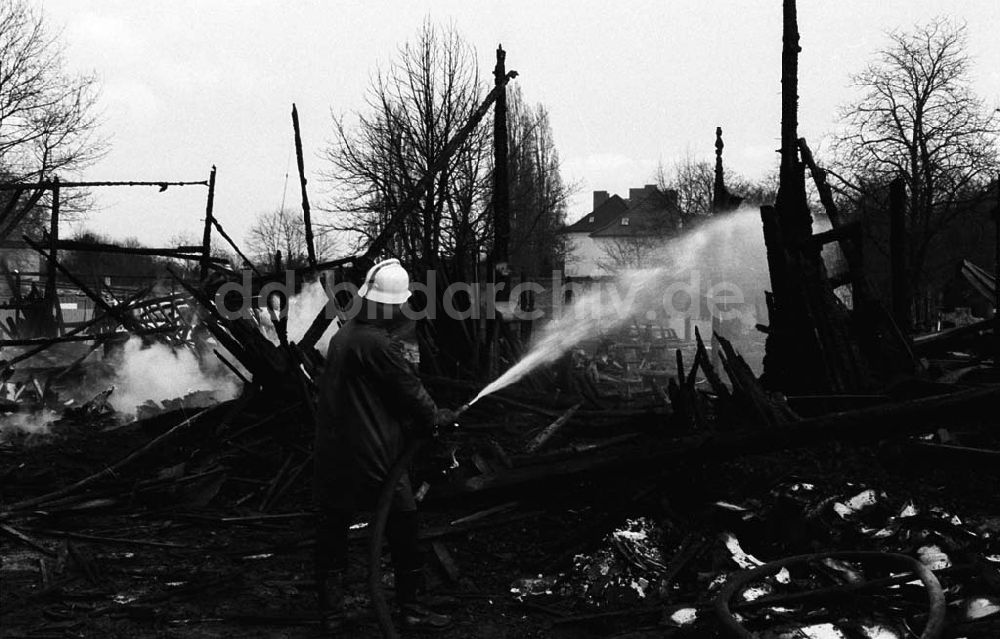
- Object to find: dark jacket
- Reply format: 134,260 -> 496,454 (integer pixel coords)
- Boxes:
313,310 -> 437,511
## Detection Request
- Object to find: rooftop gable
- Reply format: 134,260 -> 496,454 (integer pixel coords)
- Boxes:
589,188 -> 682,237
562,194 -> 629,233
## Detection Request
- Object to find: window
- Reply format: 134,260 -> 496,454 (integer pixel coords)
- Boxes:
620,217 -> 630,226
588,215 -> 595,223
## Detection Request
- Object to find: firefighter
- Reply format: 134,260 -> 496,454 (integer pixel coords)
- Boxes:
313,258 -> 455,632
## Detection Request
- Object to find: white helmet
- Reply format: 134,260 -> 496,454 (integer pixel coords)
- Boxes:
358,258 -> 411,305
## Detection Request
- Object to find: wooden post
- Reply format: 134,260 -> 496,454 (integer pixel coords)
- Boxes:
485,44 -> 512,378
46,177 -> 61,335
200,166 -> 217,283
292,104 -> 316,269
760,0 -> 867,393
994,172 -> 1000,317
889,177 -> 910,331
13,269 -> 21,325
775,0 -> 809,235
492,46 -> 511,277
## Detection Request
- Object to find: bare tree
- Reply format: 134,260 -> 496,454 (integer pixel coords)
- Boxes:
507,87 -> 573,277
830,18 -> 1000,290
0,1 -> 104,182
0,1 -> 105,244
246,208 -> 338,270
654,153 -> 777,225
654,153 -> 714,224
597,235 -> 663,272
729,170 -> 778,208
323,20 -> 487,275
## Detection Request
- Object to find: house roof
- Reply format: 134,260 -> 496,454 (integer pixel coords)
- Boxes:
589,189 -> 682,238
562,195 -> 629,233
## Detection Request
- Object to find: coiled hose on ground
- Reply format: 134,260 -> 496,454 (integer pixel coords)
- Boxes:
713,550 -> 946,639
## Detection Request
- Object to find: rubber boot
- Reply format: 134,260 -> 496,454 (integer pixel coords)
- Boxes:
396,568 -> 452,630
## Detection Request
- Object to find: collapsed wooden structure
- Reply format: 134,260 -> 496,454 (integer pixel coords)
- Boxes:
3,11 -> 1000,638
0,0 -> 996,552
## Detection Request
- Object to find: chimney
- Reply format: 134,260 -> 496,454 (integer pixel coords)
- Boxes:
628,184 -> 656,206
592,190 -> 609,211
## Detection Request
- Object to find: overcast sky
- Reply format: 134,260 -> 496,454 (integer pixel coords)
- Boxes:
42,1 -> 1000,250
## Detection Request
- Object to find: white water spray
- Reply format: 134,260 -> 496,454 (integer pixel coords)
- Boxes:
469,266 -> 672,405
468,206 -> 776,406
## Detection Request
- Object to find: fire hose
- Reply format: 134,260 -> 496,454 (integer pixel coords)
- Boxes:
369,403 -> 470,639
713,550 -> 945,639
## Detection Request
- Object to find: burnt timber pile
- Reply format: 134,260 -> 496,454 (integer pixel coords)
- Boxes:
3,4 -> 1000,639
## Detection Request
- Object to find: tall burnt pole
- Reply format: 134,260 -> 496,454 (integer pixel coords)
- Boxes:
485,44 -> 512,379
46,177 -> 60,335
995,171 -> 1000,318
761,0 -> 822,391
889,178 -> 910,331
292,104 -> 317,269
492,44 -> 511,286
760,0 -> 870,393
199,165 -> 217,283
775,0 -> 809,238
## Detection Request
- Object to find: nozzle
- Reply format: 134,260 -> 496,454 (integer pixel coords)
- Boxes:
455,403 -> 471,417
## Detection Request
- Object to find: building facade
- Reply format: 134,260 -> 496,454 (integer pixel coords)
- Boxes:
562,185 -> 682,279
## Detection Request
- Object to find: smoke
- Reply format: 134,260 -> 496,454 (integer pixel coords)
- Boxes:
258,279 -> 339,355
0,410 -> 59,442
286,279 -> 339,354
105,337 -> 239,418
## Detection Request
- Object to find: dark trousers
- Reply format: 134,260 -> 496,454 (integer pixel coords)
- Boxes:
315,508 -> 422,604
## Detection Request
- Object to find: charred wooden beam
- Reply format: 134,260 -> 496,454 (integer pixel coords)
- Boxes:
168,269 -> 257,368
912,316 -> 1000,351
0,187 -> 25,228
210,217 -> 262,275
45,177 -> 60,335
0,180 -> 208,191
1,403 -> 225,514
798,138 -> 846,228
50,239 -> 227,262
0,188 -> 45,243
491,45 -> 511,274
889,177 -> 910,331
809,222 -> 861,247
775,0 -> 809,230
717,332 -> 796,427
214,348 -> 250,385
694,326 -> 731,401
524,403 -> 581,454
799,137 -> 918,378
292,104 -> 316,269
200,165 -> 217,283
438,383 -> 1000,497
0,327 -> 167,347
